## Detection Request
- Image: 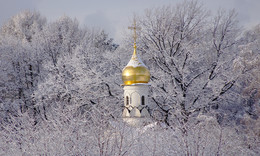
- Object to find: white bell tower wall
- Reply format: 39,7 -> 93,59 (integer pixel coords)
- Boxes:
122,84 -> 150,118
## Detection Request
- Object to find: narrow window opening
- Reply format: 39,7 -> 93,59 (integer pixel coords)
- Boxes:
126,96 -> 129,106
141,96 -> 145,105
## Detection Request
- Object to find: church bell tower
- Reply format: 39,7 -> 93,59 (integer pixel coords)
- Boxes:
121,20 -> 151,123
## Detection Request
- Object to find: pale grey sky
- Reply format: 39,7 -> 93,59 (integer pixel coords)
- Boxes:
0,0 -> 260,43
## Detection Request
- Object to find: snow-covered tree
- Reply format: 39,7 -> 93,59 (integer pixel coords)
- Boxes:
1,2 -> 260,155
0,36 -> 39,116
0,10 -> 46,43
233,24 -> 260,119
0,11 -> 47,117
134,1 -> 242,126
33,27 -> 121,121
33,16 -> 83,67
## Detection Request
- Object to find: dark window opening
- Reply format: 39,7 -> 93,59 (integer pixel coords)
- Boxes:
141,96 -> 145,105
126,96 -> 129,105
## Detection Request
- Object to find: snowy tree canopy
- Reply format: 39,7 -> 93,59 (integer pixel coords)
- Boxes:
0,1 -> 259,155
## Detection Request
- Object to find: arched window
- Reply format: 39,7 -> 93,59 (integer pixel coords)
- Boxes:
126,96 -> 129,106
141,96 -> 145,105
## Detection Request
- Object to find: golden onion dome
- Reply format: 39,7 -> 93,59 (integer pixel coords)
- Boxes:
122,45 -> 150,85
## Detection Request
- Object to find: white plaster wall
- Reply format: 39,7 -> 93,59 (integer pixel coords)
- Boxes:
123,85 -> 149,107
131,92 -> 140,107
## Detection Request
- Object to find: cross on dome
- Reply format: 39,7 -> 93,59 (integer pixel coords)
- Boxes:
128,18 -> 141,52
122,18 -> 150,86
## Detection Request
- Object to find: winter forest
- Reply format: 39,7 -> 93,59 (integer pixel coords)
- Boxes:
0,0 -> 259,155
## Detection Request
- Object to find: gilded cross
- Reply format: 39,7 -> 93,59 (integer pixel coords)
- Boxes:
128,19 -> 141,44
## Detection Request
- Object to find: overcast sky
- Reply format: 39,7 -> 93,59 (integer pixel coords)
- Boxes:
0,0 -> 260,43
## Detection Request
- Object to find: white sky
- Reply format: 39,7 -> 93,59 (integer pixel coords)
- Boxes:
0,0 -> 260,43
